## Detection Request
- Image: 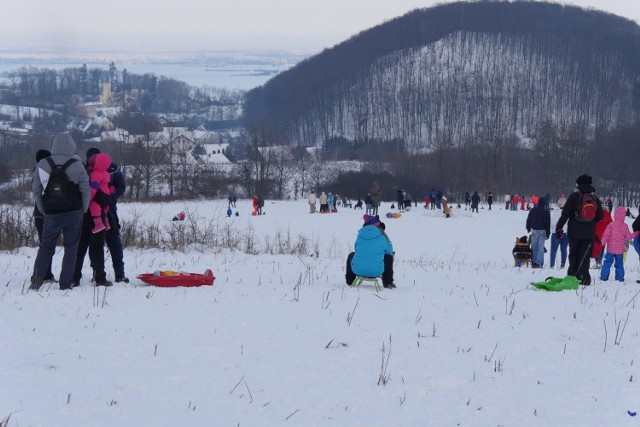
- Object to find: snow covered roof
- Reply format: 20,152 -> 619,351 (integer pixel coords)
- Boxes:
192,143 -> 231,164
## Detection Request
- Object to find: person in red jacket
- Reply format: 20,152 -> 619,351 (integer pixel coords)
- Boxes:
592,206 -> 613,268
252,195 -> 258,216
511,194 -> 520,211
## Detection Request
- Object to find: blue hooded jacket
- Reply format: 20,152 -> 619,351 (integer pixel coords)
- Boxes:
351,225 -> 394,278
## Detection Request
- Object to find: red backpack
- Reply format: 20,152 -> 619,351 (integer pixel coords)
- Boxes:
575,192 -> 597,222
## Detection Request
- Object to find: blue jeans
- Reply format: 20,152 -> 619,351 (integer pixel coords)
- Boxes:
530,229 -> 546,266
549,233 -> 568,267
32,210 -> 83,288
600,252 -> 625,281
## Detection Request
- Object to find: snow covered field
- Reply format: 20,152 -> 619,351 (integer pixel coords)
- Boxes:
1,198 -> 639,426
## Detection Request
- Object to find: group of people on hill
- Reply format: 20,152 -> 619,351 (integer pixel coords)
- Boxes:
513,173 -> 638,286
308,191 -> 353,213
30,133 -> 128,291
505,193 -> 549,211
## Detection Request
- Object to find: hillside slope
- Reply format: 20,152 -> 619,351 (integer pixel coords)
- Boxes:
245,1 -> 640,150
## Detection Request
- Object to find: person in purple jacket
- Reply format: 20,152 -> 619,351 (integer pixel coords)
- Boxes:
345,214 -> 395,288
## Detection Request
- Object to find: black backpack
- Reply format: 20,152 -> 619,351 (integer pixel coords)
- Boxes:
41,157 -> 82,214
575,192 -> 597,223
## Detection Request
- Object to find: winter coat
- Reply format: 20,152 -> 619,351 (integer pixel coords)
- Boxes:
556,184 -> 604,240
504,194 -> 510,203
351,225 -> 394,278
308,193 -> 317,205
592,209 -> 613,258
89,153 -> 112,204
601,207 -> 639,255
108,162 -> 125,210
319,192 -> 328,204
32,132 -> 90,215
526,200 -> 551,236
471,192 -> 480,207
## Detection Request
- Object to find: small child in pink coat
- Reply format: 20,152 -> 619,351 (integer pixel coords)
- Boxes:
88,152 -> 113,234
600,206 -> 639,282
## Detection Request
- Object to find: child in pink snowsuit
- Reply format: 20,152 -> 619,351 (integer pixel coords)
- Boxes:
89,153 -> 113,233
600,206 -> 639,282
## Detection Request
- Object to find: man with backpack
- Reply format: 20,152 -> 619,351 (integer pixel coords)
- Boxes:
30,133 -> 90,291
555,174 -> 604,286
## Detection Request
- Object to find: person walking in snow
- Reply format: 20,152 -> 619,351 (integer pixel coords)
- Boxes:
252,195 -> 258,216
319,191 -> 328,213
32,149 -> 55,283
526,198 -> 551,268
599,206 -> 639,282
555,174 -> 604,286
471,191 -> 480,213
308,191 -> 317,213
364,193 -> 373,215
86,147 -> 129,284
442,195 -> 452,218
371,193 -> 380,216
549,196 -> 569,268
592,205 -> 613,268
487,192 -> 493,210
511,194 -> 519,211
30,133 -> 90,291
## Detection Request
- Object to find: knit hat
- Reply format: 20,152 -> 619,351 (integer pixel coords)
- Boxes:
576,174 -> 592,185
86,147 -> 101,162
35,149 -> 51,162
363,214 -> 381,227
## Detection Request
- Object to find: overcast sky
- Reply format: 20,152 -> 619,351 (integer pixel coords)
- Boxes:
1,0 -> 639,53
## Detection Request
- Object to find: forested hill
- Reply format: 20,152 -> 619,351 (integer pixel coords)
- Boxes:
244,1 -> 640,151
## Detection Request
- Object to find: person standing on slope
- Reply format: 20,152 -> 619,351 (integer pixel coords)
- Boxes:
555,174 -> 604,286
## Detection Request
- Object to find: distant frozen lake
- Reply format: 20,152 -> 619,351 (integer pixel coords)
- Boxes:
0,50 -> 308,90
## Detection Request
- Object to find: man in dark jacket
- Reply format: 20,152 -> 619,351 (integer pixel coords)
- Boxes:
555,174 -> 604,286
104,152 -> 128,282
471,191 -> 480,213
526,199 -> 551,268
30,133 -> 90,290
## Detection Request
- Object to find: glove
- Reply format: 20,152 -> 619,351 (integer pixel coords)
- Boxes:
546,233 -> 550,240
526,228 -> 531,233
556,229 -> 563,239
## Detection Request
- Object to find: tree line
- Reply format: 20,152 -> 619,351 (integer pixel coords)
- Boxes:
244,1 -> 640,200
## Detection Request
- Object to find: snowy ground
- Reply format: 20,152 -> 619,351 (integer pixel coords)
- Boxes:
1,199 -> 639,426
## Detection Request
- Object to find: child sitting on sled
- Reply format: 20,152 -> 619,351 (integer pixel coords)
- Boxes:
512,235 -> 532,267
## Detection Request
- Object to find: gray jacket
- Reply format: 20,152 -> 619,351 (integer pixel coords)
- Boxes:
32,133 -> 90,215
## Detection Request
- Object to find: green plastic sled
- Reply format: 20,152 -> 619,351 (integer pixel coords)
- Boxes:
531,276 -> 580,291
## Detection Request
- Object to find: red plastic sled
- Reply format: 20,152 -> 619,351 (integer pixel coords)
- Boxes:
137,269 -> 215,288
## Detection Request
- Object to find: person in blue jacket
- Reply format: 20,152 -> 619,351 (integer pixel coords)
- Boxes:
345,214 -> 395,288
